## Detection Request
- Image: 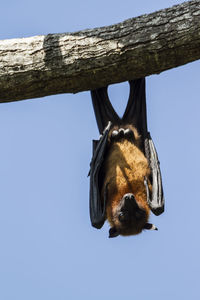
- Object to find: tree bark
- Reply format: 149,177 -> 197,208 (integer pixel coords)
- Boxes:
0,0 -> 200,102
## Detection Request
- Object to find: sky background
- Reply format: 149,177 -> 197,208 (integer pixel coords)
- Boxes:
0,1 -> 200,299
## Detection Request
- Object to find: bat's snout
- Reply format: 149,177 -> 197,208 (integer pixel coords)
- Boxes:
118,193 -> 139,223
118,193 -> 146,224
121,193 -> 138,209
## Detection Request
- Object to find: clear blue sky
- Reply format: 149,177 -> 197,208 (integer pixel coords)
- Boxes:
0,1 -> 200,299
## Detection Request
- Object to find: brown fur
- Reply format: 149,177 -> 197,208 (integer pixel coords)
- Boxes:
102,125 -> 152,236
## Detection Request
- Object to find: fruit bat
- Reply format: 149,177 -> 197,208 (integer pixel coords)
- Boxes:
89,78 -> 164,238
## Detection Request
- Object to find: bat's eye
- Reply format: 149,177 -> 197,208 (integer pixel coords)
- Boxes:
118,212 -> 124,220
118,211 -> 128,222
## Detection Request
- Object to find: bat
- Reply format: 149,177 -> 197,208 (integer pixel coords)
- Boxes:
89,78 -> 164,238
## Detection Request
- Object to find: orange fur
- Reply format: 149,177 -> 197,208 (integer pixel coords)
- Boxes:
102,125 -> 152,236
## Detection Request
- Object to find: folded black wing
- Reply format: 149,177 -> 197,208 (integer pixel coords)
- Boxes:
89,122 -> 111,229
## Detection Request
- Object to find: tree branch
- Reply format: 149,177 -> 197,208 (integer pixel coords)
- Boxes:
0,0 -> 200,102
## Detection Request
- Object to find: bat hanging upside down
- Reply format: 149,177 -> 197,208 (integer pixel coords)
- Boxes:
89,79 -> 164,238
102,124 -> 155,238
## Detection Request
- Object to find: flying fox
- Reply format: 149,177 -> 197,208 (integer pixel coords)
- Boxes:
89,78 -> 164,238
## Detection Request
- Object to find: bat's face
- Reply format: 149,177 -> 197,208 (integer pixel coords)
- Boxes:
108,193 -> 152,238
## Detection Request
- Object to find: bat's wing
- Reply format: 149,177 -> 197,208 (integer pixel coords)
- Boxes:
89,122 -> 111,229
144,135 -> 164,215
123,79 -> 164,215
89,87 -> 121,229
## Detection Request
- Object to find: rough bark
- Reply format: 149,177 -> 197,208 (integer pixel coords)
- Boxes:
0,0 -> 200,102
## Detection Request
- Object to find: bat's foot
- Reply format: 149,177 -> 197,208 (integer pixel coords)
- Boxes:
111,127 -> 134,142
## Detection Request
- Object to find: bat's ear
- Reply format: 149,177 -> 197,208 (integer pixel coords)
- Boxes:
109,227 -> 119,238
144,223 -> 158,230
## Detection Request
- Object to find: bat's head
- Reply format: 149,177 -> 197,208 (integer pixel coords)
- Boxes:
108,193 -> 157,238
